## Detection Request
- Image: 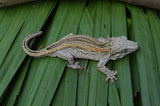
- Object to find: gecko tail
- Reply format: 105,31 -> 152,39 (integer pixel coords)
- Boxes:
22,31 -> 47,57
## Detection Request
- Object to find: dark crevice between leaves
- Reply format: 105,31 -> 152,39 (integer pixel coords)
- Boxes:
126,7 -> 131,19
86,0 -> 89,6
155,10 -> 160,19
125,6 -> 132,39
142,8 -> 147,14
41,0 -> 60,33
31,0 -> 60,51
133,91 -> 141,106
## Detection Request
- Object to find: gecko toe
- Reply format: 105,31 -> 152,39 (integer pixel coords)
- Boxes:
111,79 -> 114,83
114,70 -> 117,75
105,70 -> 118,83
105,77 -> 109,82
105,76 -> 117,83
114,76 -> 118,80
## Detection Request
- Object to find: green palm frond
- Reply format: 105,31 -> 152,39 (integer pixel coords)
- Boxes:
0,0 -> 160,106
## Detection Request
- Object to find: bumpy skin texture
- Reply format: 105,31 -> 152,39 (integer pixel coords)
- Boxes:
22,31 -> 139,83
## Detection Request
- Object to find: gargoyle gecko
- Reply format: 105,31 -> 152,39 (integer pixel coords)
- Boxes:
22,31 -> 139,83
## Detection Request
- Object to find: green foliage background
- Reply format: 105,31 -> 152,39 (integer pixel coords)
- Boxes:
0,0 -> 160,106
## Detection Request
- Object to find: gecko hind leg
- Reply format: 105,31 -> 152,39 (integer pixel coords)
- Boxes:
97,59 -> 117,83
54,50 -> 81,70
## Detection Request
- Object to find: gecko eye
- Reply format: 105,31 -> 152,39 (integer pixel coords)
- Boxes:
121,49 -> 127,53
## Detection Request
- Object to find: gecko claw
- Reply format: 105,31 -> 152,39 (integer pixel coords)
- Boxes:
105,70 -> 118,83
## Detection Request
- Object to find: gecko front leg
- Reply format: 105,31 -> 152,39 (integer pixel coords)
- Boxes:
97,59 -> 117,83
54,50 -> 81,70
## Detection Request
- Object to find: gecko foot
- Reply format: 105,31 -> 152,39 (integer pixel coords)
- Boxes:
67,62 -> 81,70
105,70 -> 117,83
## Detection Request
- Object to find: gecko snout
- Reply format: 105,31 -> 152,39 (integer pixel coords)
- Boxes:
135,42 -> 139,50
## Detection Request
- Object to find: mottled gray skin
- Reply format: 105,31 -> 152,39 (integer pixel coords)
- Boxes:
23,31 -> 139,83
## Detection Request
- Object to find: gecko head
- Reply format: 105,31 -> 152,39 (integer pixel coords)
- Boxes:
110,36 -> 139,60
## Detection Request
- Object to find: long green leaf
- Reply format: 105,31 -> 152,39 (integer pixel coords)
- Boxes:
0,1 -> 56,101
76,7 -> 93,106
16,1 -> 85,106
87,1 -> 118,106
51,1 -> 86,106
111,1 -> 134,106
129,6 -> 160,106
0,5 -> 29,66
147,10 -> 160,80
0,0 -> 160,105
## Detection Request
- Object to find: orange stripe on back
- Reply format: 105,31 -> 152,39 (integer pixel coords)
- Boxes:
47,44 -> 108,53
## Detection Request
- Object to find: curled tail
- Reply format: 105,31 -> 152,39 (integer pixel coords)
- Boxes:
22,31 -> 47,57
